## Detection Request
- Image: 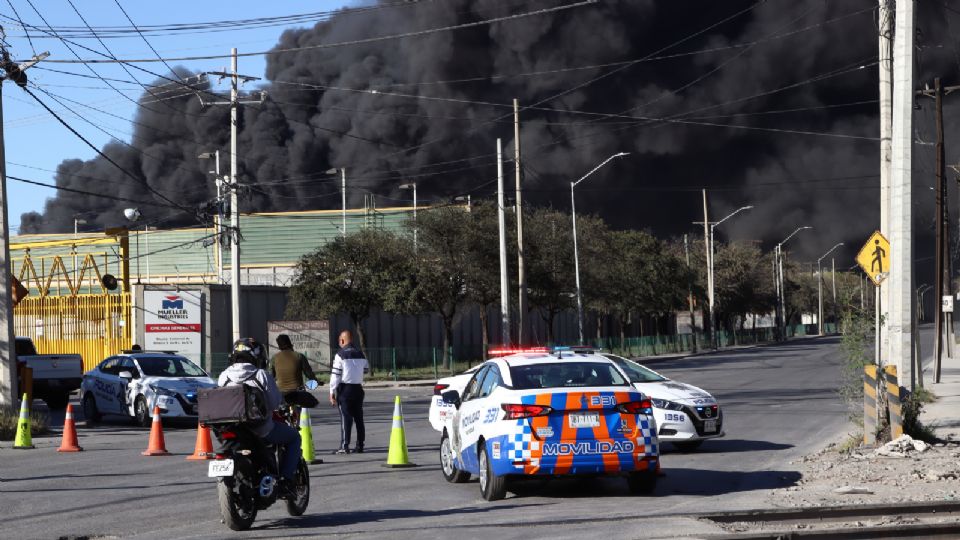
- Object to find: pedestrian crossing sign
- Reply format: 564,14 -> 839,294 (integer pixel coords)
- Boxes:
856,231 -> 890,286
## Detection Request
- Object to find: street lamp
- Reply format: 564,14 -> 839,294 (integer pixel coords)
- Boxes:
326,168 -> 346,237
73,217 -> 87,284
706,205 -> 753,347
776,226 -> 812,339
399,183 -> 417,250
817,242 -> 844,336
571,152 -> 629,345
198,151 -> 224,282
918,284 -> 933,322
123,208 -> 141,284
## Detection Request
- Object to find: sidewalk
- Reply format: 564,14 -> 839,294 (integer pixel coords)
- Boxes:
920,362 -> 960,441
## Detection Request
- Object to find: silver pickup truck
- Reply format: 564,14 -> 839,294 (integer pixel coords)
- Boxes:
16,337 -> 83,409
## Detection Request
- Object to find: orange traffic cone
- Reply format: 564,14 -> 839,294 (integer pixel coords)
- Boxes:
186,423 -> 214,461
57,404 -> 83,452
141,406 -> 171,456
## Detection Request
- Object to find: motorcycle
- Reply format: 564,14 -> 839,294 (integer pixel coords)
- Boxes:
207,385 -> 319,531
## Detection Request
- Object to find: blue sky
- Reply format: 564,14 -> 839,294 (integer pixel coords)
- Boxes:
3,0 -> 353,232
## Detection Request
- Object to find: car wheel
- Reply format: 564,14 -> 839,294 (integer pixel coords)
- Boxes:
478,442 -> 506,501
440,431 -> 470,483
673,440 -> 703,452
82,393 -> 101,425
134,395 -> 151,427
627,470 -> 658,495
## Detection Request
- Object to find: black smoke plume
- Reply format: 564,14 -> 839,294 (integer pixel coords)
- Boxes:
18,0 -> 960,264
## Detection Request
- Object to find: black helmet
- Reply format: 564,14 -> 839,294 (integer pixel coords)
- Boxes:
232,337 -> 267,368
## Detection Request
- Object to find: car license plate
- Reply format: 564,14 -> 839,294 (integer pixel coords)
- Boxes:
208,459 -> 234,478
703,419 -> 717,433
568,412 -> 600,428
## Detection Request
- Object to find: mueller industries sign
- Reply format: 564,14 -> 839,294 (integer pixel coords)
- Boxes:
144,290 -> 203,357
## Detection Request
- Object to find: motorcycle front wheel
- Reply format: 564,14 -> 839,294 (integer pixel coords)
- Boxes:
218,478 -> 258,531
285,458 -> 310,516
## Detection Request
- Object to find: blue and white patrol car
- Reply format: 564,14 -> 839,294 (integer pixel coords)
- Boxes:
436,350 -> 660,500
80,352 -> 216,426
601,354 -> 723,451
430,348 -> 724,453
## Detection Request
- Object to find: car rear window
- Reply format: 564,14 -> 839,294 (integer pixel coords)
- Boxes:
137,356 -> 206,377
509,362 -> 628,389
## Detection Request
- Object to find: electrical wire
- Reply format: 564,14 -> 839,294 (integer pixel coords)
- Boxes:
39,1 -> 598,63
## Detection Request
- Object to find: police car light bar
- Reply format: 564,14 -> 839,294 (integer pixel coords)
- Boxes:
487,346 -> 550,356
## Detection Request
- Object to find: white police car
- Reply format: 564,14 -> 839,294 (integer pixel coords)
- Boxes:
437,350 -> 660,501
602,354 -> 723,451
80,352 -> 216,426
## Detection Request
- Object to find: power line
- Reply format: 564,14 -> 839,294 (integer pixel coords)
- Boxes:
18,85 -> 192,212
8,174 -> 181,208
39,1 -> 599,64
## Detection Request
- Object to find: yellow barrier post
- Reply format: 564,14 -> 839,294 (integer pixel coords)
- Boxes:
884,365 -> 903,439
864,365 -> 879,445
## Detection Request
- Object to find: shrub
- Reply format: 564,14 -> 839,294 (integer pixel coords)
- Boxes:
0,405 -> 49,440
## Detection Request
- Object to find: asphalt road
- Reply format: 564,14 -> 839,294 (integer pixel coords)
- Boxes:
0,336 -> 850,540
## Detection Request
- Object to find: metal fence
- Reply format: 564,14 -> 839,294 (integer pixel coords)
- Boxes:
14,293 -> 132,371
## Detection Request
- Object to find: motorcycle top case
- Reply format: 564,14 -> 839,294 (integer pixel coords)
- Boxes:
198,384 -> 268,426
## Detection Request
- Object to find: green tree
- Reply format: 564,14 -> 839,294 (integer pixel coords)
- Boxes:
712,242 -> 776,332
286,228 -> 414,352
460,203 -> 512,359
525,208 -> 577,343
405,207 -> 471,367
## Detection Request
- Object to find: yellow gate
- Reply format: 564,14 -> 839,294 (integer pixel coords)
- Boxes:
15,294 -> 132,371
12,231 -> 132,371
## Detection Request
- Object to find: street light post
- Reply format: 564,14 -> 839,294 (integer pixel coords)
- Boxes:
706,206 -> 753,347
571,152 -> 629,345
399,183 -> 417,250
326,168 -> 347,237
777,226 -> 812,339
198,151 -> 223,282
817,242 -> 844,336
73,217 -> 86,285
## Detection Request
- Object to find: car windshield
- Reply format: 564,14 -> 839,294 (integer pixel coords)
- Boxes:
605,355 -> 667,383
136,356 -> 206,378
509,362 -> 629,389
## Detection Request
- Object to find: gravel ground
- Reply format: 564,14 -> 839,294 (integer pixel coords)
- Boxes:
767,433 -> 960,508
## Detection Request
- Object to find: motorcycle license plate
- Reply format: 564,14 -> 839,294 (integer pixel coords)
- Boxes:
703,420 -> 717,433
208,459 -> 234,478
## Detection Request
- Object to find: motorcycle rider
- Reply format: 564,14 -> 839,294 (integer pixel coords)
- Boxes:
270,334 -> 320,395
218,340 -> 302,496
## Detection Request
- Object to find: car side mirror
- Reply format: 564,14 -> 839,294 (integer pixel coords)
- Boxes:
118,371 -> 133,380
441,390 -> 462,409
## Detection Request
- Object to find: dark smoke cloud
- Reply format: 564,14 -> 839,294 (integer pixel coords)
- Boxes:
19,0 -> 960,267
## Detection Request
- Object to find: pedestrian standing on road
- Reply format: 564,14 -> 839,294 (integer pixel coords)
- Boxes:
271,334 -> 320,395
329,330 -> 368,454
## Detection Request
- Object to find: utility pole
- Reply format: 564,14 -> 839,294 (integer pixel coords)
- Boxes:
832,257 -> 837,330
918,79 -> 960,382
198,150 -> 224,282
701,190 -> 712,348
496,139 -> 510,345
879,0 -> 894,370
684,234 -> 697,353
0,44 -> 48,406
204,49 -> 262,343
888,0 -> 915,389
514,99 -> 528,344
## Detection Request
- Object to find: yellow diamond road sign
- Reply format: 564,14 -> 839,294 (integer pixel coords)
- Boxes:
857,231 -> 890,286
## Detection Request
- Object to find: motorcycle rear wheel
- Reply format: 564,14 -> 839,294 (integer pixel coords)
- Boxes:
285,458 -> 310,516
218,478 -> 258,531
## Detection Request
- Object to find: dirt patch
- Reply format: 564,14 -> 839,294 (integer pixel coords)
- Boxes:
768,434 -> 960,508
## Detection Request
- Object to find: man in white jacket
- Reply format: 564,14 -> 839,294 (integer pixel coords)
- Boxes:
218,350 -> 302,492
